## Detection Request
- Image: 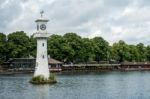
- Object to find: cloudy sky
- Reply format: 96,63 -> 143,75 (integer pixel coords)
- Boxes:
1,0 -> 150,45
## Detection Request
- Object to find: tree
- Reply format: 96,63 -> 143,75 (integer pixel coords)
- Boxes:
111,40 -> 130,62
80,38 -> 94,63
92,37 -> 109,63
0,33 -> 7,64
7,31 -> 30,58
48,34 -> 66,61
1,31 -> 149,64
29,35 -> 36,57
128,45 -> 140,62
136,43 -> 146,61
146,45 -> 150,61
63,33 -> 83,63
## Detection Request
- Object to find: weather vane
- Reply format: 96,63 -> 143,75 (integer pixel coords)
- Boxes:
40,10 -> 44,18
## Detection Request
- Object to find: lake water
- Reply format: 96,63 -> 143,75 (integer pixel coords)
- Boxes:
0,71 -> 150,99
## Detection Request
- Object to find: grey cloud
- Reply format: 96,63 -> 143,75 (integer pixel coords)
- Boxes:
0,0 -> 23,33
133,0 -> 150,7
103,0 -> 131,7
0,0 -> 150,45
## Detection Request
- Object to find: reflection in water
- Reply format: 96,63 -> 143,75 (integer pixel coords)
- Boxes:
34,85 -> 50,99
1,72 -> 150,99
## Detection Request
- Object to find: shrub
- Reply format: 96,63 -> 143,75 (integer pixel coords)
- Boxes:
30,73 -> 57,84
49,73 -> 56,81
31,75 -> 45,82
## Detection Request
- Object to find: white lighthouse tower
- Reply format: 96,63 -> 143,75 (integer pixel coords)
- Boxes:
33,11 -> 50,79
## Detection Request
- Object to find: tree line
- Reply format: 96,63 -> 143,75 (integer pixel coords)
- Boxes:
0,31 -> 150,64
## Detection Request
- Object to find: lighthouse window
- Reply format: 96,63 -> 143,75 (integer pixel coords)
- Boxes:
37,25 -> 39,30
42,43 -> 44,46
43,55 -> 45,59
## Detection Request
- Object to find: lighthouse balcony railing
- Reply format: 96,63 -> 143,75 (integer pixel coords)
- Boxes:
33,32 -> 50,38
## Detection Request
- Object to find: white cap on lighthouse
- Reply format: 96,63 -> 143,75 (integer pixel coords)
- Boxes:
35,10 -> 49,33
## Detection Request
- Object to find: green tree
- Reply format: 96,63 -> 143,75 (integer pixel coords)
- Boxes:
2,31 -> 149,64
81,38 -> 94,63
111,40 -> 130,62
128,45 -> 140,62
48,34 -> 66,61
0,33 -> 7,64
7,31 -> 30,58
63,33 -> 83,63
145,45 -> 150,61
29,35 -> 36,57
92,37 -> 109,63
136,43 -> 146,61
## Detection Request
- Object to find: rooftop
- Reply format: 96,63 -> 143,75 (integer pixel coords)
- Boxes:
48,58 -> 63,64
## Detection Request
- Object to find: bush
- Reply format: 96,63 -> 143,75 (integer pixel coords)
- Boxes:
49,73 -> 56,81
30,73 -> 57,84
31,75 -> 45,82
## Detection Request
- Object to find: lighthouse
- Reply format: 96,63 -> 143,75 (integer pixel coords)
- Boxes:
33,11 -> 50,79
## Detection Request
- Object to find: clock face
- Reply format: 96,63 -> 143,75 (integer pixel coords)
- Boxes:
40,24 -> 46,30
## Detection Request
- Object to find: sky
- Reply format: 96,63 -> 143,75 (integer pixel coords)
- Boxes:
1,0 -> 150,45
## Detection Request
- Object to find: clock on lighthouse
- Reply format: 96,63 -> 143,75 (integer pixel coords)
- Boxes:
36,10 -> 48,33
40,24 -> 46,30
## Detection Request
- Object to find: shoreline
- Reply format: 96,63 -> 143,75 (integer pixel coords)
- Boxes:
1,69 -> 150,75
1,62 -> 150,74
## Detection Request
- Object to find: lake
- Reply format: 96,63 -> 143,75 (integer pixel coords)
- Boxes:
0,71 -> 150,99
